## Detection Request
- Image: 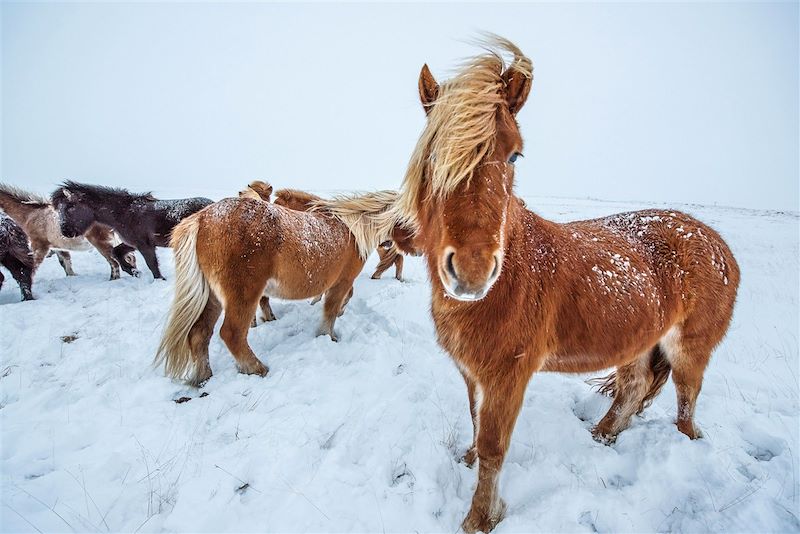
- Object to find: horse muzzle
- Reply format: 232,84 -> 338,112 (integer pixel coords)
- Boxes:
439,246 -> 502,301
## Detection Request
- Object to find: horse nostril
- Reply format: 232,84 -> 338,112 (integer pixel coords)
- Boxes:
490,256 -> 499,280
445,251 -> 458,280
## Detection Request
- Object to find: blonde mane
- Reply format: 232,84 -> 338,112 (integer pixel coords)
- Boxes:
397,35 -> 533,229
312,190 -> 399,259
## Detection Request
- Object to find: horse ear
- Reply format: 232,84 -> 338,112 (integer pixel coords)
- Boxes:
62,188 -> 73,201
502,66 -> 532,116
418,64 -> 439,116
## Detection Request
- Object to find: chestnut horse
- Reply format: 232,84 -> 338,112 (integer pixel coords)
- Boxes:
391,37 -> 740,533
238,180 -> 274,203
155,191 -> 397,386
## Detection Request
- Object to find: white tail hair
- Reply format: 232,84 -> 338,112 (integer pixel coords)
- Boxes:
154,214 -> 210,382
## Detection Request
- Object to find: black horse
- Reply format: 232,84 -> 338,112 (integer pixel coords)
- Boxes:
0,213 -> 34,301
51,181 -> 212,280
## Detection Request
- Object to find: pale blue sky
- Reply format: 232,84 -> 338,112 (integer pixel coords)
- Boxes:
2,2 -> 798,211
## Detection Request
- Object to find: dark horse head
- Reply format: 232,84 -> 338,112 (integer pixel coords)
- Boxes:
51,182 -> 99,238
51,181 -> 155,239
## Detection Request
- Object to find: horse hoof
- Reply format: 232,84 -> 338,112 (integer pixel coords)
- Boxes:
461,499 -> 506,534
590,426 -> 617,445
263,314 -> 276,322
241,362 -> 269,377
461,447 -> 478,468
677,421 -> 703,440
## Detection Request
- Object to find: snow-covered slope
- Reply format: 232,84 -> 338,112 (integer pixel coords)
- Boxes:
1,197 -> 797,533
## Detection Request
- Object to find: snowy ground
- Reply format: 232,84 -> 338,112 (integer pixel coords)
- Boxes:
1,196 -> 798,533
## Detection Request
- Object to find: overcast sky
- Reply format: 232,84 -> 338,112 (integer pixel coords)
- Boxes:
2,2 -> 798,211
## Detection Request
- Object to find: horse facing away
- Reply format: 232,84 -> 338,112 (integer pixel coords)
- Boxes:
0,184 -> 136,279
0,213 -> 35,301
51,181 -> 212,280
390,36 -> 740,533
155,191 -> 398,386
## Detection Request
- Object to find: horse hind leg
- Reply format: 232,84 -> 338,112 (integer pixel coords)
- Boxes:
660,325 -> 713,439
187,293 -> 222,386
592,346 -> 671,443
217,283 -> 269,377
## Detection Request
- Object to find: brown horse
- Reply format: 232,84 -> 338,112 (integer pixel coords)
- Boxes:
390,36 -> 740,533
238,180 -> 274,203
155,191 -> 398,386
0,183 -> 135,279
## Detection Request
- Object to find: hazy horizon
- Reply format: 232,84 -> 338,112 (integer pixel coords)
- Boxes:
2,2 -> 798,212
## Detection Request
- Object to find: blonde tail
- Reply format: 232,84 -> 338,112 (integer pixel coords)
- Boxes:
154,215 -> 210,382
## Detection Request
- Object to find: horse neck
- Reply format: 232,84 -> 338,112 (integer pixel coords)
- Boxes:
87,195 -> 133,226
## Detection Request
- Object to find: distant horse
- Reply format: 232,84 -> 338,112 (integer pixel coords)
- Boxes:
391,37 -> 740,533
371,240 -> 404,281
0,183 -> 136,279
52,181 -> 212,280
238,180 -> 274,202
0,213 -> 35,301
155,191 -> 398,386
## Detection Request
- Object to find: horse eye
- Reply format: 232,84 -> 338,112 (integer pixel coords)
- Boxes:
508,152 -> 523,164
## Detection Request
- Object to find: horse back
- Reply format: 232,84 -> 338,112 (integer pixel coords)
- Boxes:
192,198 -> 359,300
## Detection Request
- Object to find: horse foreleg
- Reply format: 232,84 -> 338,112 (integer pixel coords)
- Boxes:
394,254 -> 404,281
84,227 -> 121,280
31,242 -> 49,271
55,250 -> 76,276
371,249 -> 394,280
140,246 -> 165,280
462,372 -> 528,534
459,369 -> 480,467
111,243 -> 138,277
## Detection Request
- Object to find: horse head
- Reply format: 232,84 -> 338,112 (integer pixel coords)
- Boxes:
395,36 -> 532,301
51,185 -> 97,238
